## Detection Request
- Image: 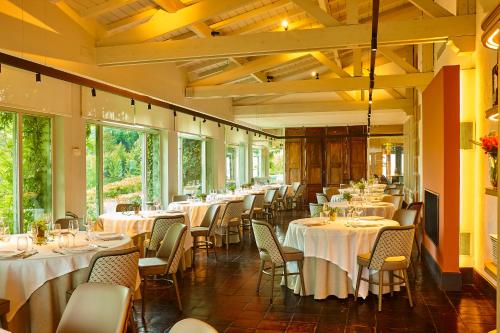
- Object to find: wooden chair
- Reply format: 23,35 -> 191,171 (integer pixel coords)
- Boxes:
275,185 -> 289,211
191,204 -> 221,264
144,215 -> 186,257
287,184 -> 305,210
407,202 -> 424,260
354,225 -> 415,312
262,189 -> 278,221
316,193 -> 328,204
241,195 -> 256,231
382,195 -> 403,210
0,298 -> 9,329
217,200 -> 245,250
252,220 -> 306,303
116,203 -> 140,213
139,223 -> 187,314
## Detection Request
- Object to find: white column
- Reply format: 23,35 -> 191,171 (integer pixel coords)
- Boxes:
164,130 -> 178,205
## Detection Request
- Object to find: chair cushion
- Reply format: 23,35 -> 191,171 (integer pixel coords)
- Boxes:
357,252 -> 408,270
191,226 -> 209,237
357,252 -> 371,266
139,257 -> 169,275
282,246 -> 303,262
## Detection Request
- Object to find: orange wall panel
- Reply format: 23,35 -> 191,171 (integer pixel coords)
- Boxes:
422,65 -> 460,274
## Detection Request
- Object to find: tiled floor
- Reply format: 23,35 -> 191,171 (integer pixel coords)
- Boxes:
135,209 -> 496,333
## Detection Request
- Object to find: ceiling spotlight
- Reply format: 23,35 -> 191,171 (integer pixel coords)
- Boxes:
131,98 -> 135,106
371,37 -> 377,51
0,63 -> 2,73
210,31 -> 220,37
148,103 -> 151,110
237,127 -> 239,132
259,134 -> 261,137
266,75 -> 274,82
35,73 -> 41,82
193,116 -> 196,121
173,110 -> 177,117
91,88 -> 96,97
203,118 -> 207,123
246,130 -> 249,134
369,100 -> 373,105
254,132 -> 256,136
231,126 -> 233,130
281,19 -> 289,31
218,123 -> 221,127
311,71 -> 319,79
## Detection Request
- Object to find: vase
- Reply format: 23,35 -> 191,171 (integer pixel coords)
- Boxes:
329,213 -> 337,221
36,229 -> 47,245
489,154 -> 498,188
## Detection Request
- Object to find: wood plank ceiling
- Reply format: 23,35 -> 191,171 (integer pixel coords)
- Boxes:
55,0 -> 474,128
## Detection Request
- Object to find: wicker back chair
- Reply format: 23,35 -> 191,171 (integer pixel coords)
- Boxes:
145,214 -> 185,256
191,204 -> 221,263
252,220 -> 306,303
217,200 -> 245,250
116,203 -> 140,213
139,223 -> 187,314
316,193 -> 328,204
354,225 -> 415,311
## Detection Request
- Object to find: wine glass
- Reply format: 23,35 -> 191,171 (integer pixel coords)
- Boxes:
29,224 -> 38,251
68,219 -> 79,247
53,223 -> 61,240
354,204 -> 364,221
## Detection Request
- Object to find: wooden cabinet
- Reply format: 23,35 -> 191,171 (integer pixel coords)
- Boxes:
285,126 -> 367,203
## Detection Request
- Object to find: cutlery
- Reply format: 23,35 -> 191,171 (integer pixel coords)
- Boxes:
22,250 -> 38,259
52,249 -> 66,255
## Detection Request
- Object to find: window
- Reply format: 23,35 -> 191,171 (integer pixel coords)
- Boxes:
252,147 -> 263,178
225,145 -> 237,187
368,137 -> 404,184
178,136 -> 204,195
0,112 -> 17,233
269,142 -> 284,183
22,115 -> 52,230
86,123 -> 161,216
0,111 -> 52,233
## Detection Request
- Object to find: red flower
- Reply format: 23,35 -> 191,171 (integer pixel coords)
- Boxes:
477,134 -> 498,156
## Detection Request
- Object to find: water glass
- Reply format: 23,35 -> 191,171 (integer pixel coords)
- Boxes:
17,235 -> 29,251
58,234 -> 69,249
29,224 -> 38,250
69,219 -> 79,247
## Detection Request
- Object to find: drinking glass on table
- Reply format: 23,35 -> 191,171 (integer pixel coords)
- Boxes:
354,204 -> 364,221
68,219 -> 79,247
29,224 -> 38,250
17,235 -> 29,252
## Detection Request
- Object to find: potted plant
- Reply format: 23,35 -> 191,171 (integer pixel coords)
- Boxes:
131,197 -> 142,214
329,207 -> 340,221
473,133 -> 498,188
196,192 -> 208,202
227,183 -> 236,194
342,192 -> 353,203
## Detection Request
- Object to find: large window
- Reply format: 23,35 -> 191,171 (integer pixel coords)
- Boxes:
86,123 -> 161,217
269,141 -> 284,183
252,147 -> 263,178
178,136 -> 206,195
0,111 -> 52,233
368,137 -> 404,184
225,145 -> 237,187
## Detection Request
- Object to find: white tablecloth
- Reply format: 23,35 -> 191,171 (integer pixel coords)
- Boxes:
96,211 -> 192,250
0,233 -> 133,331
283,217 -> 399,299
167,202 -> 211,227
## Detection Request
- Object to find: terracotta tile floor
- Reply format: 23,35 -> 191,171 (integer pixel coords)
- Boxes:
134,209 -> 496,333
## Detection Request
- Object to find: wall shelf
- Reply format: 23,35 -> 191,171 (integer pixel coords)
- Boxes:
485,106 -> 498,120
485,261 -> 497,279
485,187 -> 498,196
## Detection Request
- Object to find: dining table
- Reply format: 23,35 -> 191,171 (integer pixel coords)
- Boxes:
0,232 -> 133,333
329,201 -> 396,219
282,216 -> 400,300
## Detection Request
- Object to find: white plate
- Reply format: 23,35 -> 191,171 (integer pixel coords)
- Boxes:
96,232 -> 123,241
0,250 -> 23,259
65,245 -> 97,253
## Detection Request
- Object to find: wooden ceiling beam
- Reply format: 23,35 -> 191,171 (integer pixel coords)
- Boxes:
97,15 -> 475,64
190,53 -> 308,86
98,0 -> 255,46
81,0 -> 138,19
379,47 -> 419,73
290,0 -> 340,26
106,8 -> 157,35
52,1 -> 105,37
234,99 -> 412,116
186,73 -> 434,98
407,0 -> 452,17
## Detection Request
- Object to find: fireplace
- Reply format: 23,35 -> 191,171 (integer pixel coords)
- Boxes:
424,189 -> 440,246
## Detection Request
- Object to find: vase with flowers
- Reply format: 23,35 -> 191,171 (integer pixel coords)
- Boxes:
473,133 -> 498,188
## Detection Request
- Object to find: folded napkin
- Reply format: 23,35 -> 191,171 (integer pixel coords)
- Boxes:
360,216 -> 384,221
65,245 -> 97,253
96,232 -> 123,241
0,250 -> 24,259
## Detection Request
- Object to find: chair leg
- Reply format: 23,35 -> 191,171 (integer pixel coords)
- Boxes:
389,271 -> 394,296
378,271 -> 384,312
172,273 -> 183,312
128,303 -> 137,333
270,263 -> 276,304
205,237 -> 210,259
256,260 -> 264,294
354,265 -> 363,300
403,269 -> 414,308
226,228 -> 229,251
298,260 -> 306,297
192,241 -> 196,267
212,236 -> 217,261
283,262 -> 288,288
141,276 -> 147,317
414,238 -> 421,262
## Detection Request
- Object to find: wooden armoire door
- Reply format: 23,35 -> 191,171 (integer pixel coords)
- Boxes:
285,139 -> 303,184
325,138 -> 344,185
350,136 -> 367,181
305,128 -> 324,203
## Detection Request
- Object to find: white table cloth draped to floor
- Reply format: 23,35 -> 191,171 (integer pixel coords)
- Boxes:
282,217 -> 400,299
96,210 -> 193,250
0,233 -> 133,333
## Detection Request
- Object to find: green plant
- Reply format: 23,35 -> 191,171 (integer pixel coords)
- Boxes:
355,181 -> 366,190
328,207 -> 340,215
227,183 -> 236,192
342,192 -> 353,202
31,219 -> 48,232
196,193 -> 208,200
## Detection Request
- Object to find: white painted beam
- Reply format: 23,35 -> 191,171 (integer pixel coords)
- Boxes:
379,48 -> 419,73
98,0 -> 254,46
407,0 -> 452,17
234,99 -> 412,116
82,0 -> 138,19
186,73 -> 434,98
96,15 -> 475,65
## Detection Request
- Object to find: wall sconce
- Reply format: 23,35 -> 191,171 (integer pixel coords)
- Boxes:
72,147 -> 82,157
481,5 -> 499,49
281,19 -> 289,31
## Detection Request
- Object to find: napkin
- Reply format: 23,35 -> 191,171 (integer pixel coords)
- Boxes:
96,232 -> 123,241
0,250 -> 24,259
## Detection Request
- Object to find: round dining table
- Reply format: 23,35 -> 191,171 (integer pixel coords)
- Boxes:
0,232 -> 133,333
282,216 -> 400,300
329,201 -> 396,219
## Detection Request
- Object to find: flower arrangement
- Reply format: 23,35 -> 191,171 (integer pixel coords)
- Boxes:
328,207 -> 340,221
342,192 -> 353,202
473,133 -> 498,188
32,220 -> 48,245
